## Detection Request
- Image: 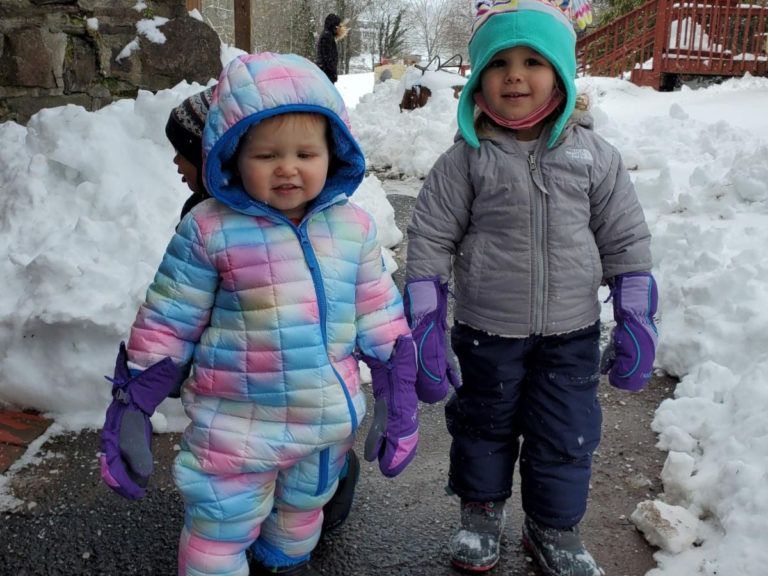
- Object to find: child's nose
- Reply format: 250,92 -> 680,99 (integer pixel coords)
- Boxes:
504,67 -> 523,83
275,161 -> 298,176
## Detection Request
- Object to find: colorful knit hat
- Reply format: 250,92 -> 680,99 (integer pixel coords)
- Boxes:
457,0 -> 593,149
165,86 -> 214,169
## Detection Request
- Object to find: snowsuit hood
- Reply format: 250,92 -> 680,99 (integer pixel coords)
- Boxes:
203,52 -> 365,219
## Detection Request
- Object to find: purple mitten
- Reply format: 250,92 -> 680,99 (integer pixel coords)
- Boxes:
601,273 -> 659,391
362,334 -> 419,477
404,277 -> 461,403
100,342 -> 180,499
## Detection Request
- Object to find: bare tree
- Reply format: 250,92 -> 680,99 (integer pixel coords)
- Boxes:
407,0 -> 474,63
195,0 -> 399,71
441,0 -> 474,62
407,0 -> 451,62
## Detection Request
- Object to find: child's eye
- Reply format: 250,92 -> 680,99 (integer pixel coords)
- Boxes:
526,58 -> 543,67
254,153 -> 274,160
298,152 -> 317,159
488,58 -> 506,68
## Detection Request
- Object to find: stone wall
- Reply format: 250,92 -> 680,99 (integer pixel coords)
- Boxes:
0,0 -> 222,124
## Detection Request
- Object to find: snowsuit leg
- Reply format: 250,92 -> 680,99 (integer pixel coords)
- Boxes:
446,322 -> 602,528
174,449 -> 276,576
519,323 -> 602,529
446,322 -> 528,502
250,438 -> 354,566
174,437 -> 353,575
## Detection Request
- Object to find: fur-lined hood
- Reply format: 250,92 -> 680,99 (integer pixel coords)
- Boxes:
323,13 -> 349,41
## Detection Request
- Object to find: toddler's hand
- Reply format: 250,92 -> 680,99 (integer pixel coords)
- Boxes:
601,273 -> 659,391
100,343 -> 180,499
404,277 -> 461,403
361,334 -> 419,477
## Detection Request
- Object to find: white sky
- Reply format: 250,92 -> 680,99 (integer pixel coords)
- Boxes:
1,48 -> 768,575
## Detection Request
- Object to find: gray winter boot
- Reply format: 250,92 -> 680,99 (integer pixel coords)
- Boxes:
521,516 -> 604,576
448,500 -> 506,572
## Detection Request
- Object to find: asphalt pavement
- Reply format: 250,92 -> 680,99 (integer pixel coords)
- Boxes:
0,191 -> 670,576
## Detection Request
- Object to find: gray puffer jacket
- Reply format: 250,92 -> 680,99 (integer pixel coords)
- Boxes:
406,113 -> 652,337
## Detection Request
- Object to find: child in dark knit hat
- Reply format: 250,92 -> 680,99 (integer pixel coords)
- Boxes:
165,86 -> 214,223
405,0 -> 658,573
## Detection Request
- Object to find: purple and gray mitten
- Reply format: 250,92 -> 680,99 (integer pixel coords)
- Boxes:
404,277 -> 461,403
601,273 -> 659,391
362,334 -> 419,477
100,342 -> 180,499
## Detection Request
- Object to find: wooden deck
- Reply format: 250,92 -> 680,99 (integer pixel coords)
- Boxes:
576,0 -> 768,89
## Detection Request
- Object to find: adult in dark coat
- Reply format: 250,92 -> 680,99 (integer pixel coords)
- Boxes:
316,13 -> 346,83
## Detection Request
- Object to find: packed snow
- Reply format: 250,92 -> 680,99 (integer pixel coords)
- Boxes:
1,49 -> 768,575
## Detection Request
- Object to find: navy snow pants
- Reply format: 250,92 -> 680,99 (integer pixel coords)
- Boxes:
445,321 -> 602,529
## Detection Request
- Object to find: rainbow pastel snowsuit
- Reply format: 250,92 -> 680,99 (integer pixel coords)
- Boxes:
127,53 -> 410,575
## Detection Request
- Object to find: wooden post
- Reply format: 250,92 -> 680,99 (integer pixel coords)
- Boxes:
234,0 -> 252,52
185,0 -> 202,11
650,0 -> 667,90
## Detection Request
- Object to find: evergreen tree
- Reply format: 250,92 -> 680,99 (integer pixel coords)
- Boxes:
379,11 -> 407,60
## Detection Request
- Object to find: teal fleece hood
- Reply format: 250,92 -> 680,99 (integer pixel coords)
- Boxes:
457,2 -> 578,149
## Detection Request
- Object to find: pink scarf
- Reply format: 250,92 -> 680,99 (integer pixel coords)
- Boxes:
474,90 -> 564,131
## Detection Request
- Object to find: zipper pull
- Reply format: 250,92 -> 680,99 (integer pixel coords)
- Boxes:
528,153 -> 537,172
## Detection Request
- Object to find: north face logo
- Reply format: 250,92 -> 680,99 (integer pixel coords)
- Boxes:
566,148 -> 593,162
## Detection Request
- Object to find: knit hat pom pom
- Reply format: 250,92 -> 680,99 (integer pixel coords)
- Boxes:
559,0 -> 593,30
472,0 -> 593,38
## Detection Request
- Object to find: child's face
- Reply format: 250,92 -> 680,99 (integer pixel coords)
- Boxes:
173,152 -> 201,194
480,46 -> 557,136
237,114 -> 330,220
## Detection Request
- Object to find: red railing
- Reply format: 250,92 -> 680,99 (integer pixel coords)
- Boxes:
576,0 -> 768,89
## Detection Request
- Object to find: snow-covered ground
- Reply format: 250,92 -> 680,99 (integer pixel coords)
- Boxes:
2,49 -> 768,575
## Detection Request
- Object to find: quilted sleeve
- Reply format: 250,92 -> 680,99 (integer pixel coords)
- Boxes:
127,213 -> 220,369
589,144 -> 653,279
355,216 -> 411,362
406,144 -> 473,283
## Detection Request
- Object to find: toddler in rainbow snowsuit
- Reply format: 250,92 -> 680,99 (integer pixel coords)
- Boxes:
115,53 -> 416,575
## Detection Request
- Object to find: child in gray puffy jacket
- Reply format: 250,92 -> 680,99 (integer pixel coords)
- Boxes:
403,0 -> 659,574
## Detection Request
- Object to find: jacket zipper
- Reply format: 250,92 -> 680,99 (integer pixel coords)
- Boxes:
294,218 -> 358,497
528,152 -> 545,335
295,223 -> 359,433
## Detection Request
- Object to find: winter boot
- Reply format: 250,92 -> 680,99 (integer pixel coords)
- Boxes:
321,448 -> 361,534
249,559 -> 321,576
521,516 -> 604,576
448,500 -> 506,572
